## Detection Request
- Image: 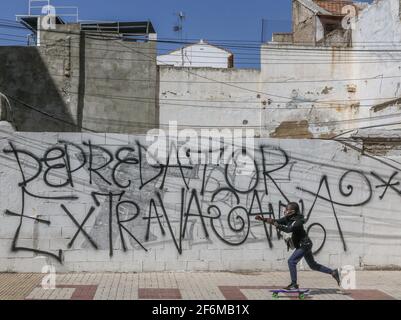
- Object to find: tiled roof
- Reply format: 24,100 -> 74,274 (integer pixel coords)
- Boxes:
313,0 -> 355,15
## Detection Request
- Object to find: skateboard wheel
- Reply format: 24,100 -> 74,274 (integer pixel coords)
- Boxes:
299,293 -> 305,300
272,293 -> 278,299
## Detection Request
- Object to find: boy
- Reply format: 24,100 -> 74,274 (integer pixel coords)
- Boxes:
256,202 -> 341,290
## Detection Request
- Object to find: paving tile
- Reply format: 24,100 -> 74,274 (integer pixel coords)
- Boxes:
138,288 -> 182,299
0,271 -> 400,300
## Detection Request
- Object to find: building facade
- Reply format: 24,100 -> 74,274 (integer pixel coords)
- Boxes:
160,0 -> 401,139
0,18 -> 158,133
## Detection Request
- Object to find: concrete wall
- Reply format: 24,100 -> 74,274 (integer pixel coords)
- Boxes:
159,66 -> 262,135
292,0 -> 316,45
0,43 -> 79,132
259,0 -> 401,138
158,1 -> 401,139
79,36 -> 158,133
0,24 -> 158,133
1,126 -> 401,272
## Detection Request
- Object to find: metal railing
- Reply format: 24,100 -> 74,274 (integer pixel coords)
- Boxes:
17,0 -> 79,23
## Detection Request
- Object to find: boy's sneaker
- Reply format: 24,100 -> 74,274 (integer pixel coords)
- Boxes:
332,269 -> 341,286
284,283 -> 299,290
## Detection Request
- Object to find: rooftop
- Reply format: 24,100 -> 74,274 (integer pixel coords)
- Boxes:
313,0 -> 354,15
18,16 -> 156,35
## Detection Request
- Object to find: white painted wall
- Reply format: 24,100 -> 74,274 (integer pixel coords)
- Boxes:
157,41 -> 233,68
159,66 -> 262,135
351,0 -> 401,121
258,0 -> 401,137
158,0 -> 401,139
1,127 -> 401,272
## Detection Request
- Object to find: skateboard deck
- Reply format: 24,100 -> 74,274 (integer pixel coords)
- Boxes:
270,289 -> 310,299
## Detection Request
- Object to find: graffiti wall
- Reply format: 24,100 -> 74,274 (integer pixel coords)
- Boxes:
1,127 -> 401,272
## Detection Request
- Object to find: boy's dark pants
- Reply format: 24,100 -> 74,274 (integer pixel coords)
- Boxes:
288,247 -> 333,284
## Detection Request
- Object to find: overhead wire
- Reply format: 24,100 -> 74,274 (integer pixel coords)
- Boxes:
1,19 -> 401,137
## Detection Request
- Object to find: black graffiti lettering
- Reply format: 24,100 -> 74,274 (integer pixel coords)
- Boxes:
3,142 -> 42,187
8,187 -> 63,262
260,145 -> 289,198
143,198 -> 166,241
182,189 -> 209,239
200,164 -> 208,196
299,199 -> 305,215
116,200 -> 147,252
61,204 -> 98,249
307,223 -> 326,255
5,210 -> 50,224
155,190 -> 184,254
23,186 -> 78,201
224,149 -> 259,194
58,140 -> 88,188
371,171 -> 401,199
210,205 -> 250,246
211,187 -> 240,207
6,138 -> 398,263
297,175 -> 347,251
274,201 -> 288,240
248,190 -> 273,248
339,170 -> 373,205
91,191 -> 124,256
136,141 -> 164,190
298,170 -> 372,207
41,147 -> 71,188
265,175 -> 290,203
112,147 -> 138,189
277,200 -> 288,220
267,202 -> 281,240
84,141 -> 113,186
208,188 -> 250,246
159,142 -> 192,191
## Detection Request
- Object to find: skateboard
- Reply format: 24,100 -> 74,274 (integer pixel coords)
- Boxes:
270,288 -> 310,300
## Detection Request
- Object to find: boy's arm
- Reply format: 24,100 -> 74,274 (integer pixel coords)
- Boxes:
274,216 -> 288,225
256,216 -> 288,226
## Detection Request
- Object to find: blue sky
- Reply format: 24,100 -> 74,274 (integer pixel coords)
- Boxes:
0,0 -> 373,68
0,0 -> 293,39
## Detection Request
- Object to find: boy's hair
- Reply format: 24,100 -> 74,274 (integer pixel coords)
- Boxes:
287,202 -> 300,215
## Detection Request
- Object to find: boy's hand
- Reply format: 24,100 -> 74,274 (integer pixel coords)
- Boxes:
256,216 -> 275,224
266,218 -> 274,224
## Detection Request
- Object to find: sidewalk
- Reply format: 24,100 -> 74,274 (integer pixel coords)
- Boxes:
0,271 -> 400,300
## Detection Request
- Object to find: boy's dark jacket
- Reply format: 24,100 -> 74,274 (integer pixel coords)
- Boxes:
275,214 -> 312,250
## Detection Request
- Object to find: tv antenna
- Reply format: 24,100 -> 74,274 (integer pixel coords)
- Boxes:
173,11 -> 185,40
